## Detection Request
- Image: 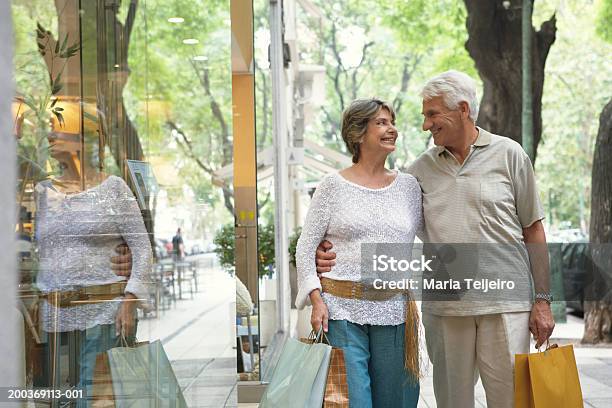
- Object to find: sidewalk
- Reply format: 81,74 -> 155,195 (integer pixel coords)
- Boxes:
136,253 -> 238,407
417,325 -> 612,407
237,312 -> 612,408
141,264 -> 611,407
549,313 -> 612,408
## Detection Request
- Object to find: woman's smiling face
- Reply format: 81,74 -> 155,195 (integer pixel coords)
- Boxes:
359,107 -> 398,157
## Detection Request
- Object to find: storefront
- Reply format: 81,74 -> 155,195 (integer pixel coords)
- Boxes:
3,0 -> 317,405
4,0 -> 264,405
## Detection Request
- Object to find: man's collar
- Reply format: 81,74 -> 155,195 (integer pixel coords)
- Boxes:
473,127 -> 491,147
435,126 -> 491,156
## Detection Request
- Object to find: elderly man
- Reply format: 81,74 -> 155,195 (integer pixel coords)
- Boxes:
315,70 -> 555,408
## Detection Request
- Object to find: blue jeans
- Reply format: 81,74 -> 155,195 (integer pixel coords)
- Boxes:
77,324 -> 121,407
326,320 -> 419,408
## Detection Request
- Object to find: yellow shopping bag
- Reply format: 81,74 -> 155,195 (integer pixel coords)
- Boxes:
514,344 -> 584,408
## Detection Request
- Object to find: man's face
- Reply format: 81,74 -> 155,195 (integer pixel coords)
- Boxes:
421,96 -> 463,147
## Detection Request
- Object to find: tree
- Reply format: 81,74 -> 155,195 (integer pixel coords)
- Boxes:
582,99 -> 612,344
381,0 -> 474,165
463,0 -> 557,162
213,223 -> 276,278
303,1 -> 411,148
294,0 -> 471,169
533,0 -> 611,231
122,0 -> 233,216
36,0 -> 145,173
12,0 -> 234,240
582,0 -> 612,344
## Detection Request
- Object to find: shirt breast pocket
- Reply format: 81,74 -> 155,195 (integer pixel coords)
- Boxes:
480,180 -> 515,219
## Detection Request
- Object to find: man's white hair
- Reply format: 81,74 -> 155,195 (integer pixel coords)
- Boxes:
421,70 -> 479,122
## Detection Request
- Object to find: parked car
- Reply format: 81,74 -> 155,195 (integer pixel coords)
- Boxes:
549,229 -> 589,314
163,239 -> 173,254
154,238 -> 169,259
561,240 -> 589,314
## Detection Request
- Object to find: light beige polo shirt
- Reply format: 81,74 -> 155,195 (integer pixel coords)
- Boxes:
407,127 -> 545,316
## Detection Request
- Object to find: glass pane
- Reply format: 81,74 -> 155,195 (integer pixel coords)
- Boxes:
13,0 -> 235,405
232,1 -> 261,382
252,0 -> 275,381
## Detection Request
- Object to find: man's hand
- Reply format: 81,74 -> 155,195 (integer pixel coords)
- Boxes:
315,240 -> 336,276
309,290 -> 329,332
116,292 -> 138,337
529,301 -> 555,349
111,242 -> 132,277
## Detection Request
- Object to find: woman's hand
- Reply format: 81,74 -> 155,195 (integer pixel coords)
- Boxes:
115,292 -> 137,337
309,290 -> 329,332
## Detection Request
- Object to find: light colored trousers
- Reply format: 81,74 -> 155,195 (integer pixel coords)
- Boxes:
423,312 -> 531,408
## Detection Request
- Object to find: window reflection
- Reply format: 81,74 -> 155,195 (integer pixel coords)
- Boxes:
13,0 -> 235,406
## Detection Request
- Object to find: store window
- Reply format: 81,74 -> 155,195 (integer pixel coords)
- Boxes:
12,0 -> 235,405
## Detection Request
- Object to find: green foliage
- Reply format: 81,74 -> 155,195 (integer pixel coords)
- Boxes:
11,0 -> 612,249
596,0 -> 612,42
124,0 -> 233,218
33,24 -> 80,127
12,0 -> 234,239
382,0 -> 468,56
257,224 -> 276,278
12,1 -> 82,201
213,223 -> 302,277
289,0 -> 477,174
213,224 -> 236,274
287,0 -> 608,236
535,0 -> 612,232
213,223 -> 276,278
16,94 -> 56,193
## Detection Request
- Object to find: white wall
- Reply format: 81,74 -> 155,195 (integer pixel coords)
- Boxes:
0,0 -> 21,393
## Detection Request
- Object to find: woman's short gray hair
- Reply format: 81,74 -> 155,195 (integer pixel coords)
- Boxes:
421,70 -> 479,122
341,98 -> 395,164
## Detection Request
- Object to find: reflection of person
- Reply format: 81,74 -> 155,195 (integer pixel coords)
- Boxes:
236,276 -> 254,373
35,174 -> 151,404
296,99 -> 421,407
172,228 -> 184,260
316,71 -> 554,408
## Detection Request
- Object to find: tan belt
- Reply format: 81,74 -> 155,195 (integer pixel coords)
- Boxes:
320,277 -> 405,301
45,282 -> 128,308
320,277 -> 422,380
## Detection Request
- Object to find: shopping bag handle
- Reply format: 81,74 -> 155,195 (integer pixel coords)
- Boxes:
311,326 -> 330,345
115,328 -> 138,348
537,340 -> 559,353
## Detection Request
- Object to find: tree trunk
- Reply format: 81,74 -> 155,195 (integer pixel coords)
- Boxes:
95,0 -> 144,170
38,0 -> 144,179
583,98 -> 612,344
463,0 -> 556,163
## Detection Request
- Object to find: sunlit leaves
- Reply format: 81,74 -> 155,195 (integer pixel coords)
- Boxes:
596,0 -> 612,42
121,0 -> 232,222
535,0 -> 612,231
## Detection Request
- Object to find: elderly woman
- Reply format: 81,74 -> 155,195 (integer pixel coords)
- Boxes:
295,98 -> 422,407
34,132 -> 151,406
